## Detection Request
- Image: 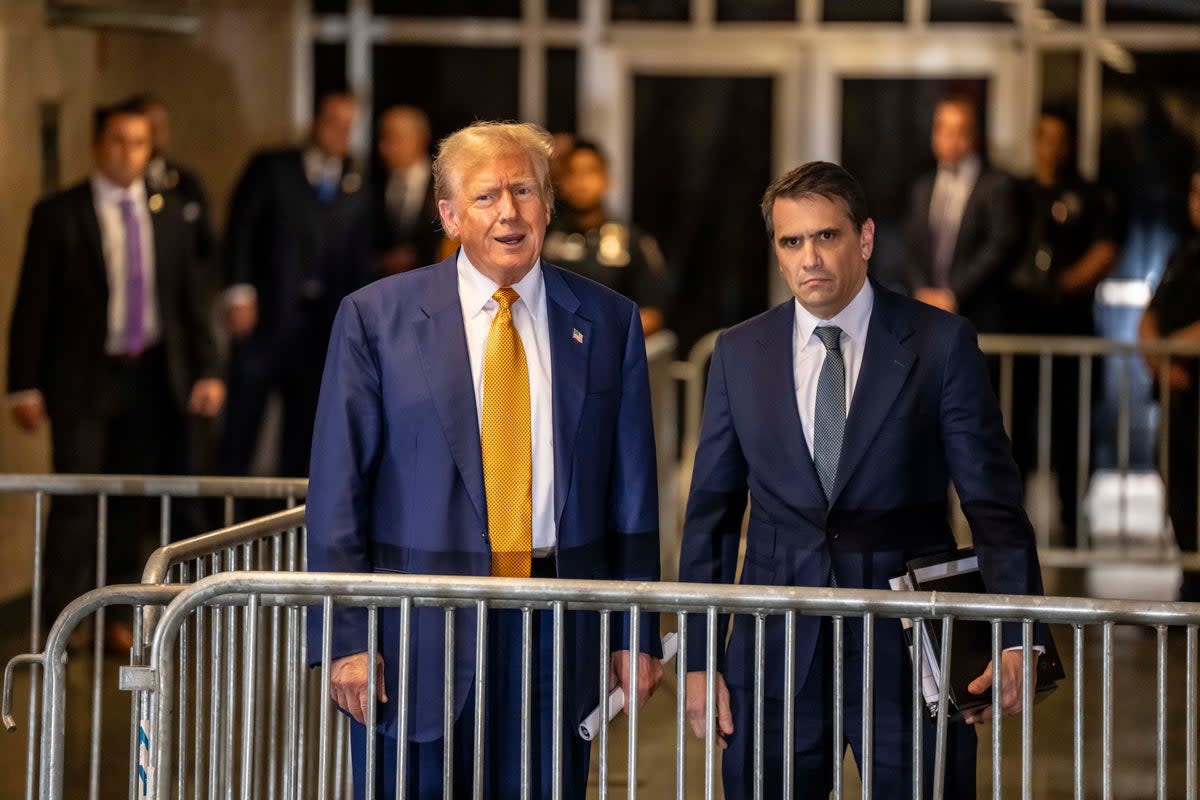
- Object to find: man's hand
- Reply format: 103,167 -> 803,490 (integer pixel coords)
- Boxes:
11,395 -> 47,431
915,287 -> 958,314
188,379 -> 226,417
330,652 -> 388,724
610,650 -> 663,713
685,670 -> 734,749
963,649 -> 1038,725
226,298 -> 258,339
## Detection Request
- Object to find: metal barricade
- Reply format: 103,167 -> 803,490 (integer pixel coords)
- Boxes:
82,570 -> 1196,800
0,475 -> 307,800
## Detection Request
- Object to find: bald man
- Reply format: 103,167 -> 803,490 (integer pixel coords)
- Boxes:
374,105 -> 441,275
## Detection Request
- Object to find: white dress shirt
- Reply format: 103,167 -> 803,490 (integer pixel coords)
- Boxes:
928,154 -> 981,286
303,146 -> 344,190
457,251 -> 556,555
386,158 -> 431,226
793,280 -> 874,455
91,172 -> 160,356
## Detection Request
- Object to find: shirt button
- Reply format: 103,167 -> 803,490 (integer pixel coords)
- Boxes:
828,527 -> 840,539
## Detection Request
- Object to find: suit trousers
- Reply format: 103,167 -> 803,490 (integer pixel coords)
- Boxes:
351,563 -> 591,799
722,617 -> 977,799
44,346 -> 179,623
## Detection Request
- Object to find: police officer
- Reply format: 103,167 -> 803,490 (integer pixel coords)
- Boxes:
1011,108 -> 1118,546
1140,160 -> 1200,601
542,140 -> 671,334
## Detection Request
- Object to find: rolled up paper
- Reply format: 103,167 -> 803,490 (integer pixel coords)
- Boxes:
579,632 -> 679,741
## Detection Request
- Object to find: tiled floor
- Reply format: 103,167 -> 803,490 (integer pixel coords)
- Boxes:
1,576 -> 1196,800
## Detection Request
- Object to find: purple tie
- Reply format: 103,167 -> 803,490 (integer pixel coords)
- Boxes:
119,196 -> 145,355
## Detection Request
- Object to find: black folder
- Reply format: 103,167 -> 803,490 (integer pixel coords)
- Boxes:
889,547 -> 1065,722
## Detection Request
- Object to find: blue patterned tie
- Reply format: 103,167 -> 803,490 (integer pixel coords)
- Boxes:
813,325 -> 845,504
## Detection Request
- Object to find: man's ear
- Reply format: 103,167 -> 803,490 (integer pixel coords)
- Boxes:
860,218 -> 876,261
437,198 -> 459,239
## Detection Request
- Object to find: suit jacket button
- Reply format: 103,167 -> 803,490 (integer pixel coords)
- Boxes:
828,527 -> 839,539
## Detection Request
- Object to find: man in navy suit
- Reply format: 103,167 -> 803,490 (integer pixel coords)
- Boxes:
678,161 -> 1045,798
220,89 -> 373,478
306,121 -> 663,799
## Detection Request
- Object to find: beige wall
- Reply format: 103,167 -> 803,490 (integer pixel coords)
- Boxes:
0,0 -> 301,603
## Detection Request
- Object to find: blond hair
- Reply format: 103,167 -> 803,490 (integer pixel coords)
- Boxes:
433,121 -> 555,205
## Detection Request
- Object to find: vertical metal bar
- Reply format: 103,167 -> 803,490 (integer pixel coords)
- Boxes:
913,618 -> 926,800
861,613 -> 874,800
319,597 -> 334,800
932,616 -> 954,800
335,715 -> 348,800
267,536 -> 283,800
25,491 -> 44,800
552,601 -> 565,800
600,609 -> 612,800
676,611 -> 688,800
365,606 -> 379,800
1022,621 -> 1034,800
472,601 -> 488,800
1077,356 -> 1093,549
991,621 -> 1003,800
443,607 -> 456,800
194,559 -> 208,800
160,493 -> 171,548
833,615 -> 844,799
1000,353 -> 1015,436
224,555 -> 238,800
241,595 -> 261,799
1157,625 -> 1168,800
782,609 -> 796,798
208,557 -> 224,800
224,495 -> 234,528
1074,624 -> 1085,800
178,562 -> 192,800
704,607 -> 717,800
1103,622 -> 1114,800
1188,625 -> 1197,800
520,607 -> 533,800
88,493 -> 108,800
628,605 -> 642,800
397,596 -> 412,800
296,550 -> 311,798
753,614 -> 765,800
1037,352 -> 1053,476
283,535 -> 301,799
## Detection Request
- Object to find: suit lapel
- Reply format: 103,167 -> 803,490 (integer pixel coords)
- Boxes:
146,183 -> 171,312
78,183 -> 109,295
414,257 -> 488,524
828,287 -> 915,506
754,302 -> 824,502
543,265 -> 589,529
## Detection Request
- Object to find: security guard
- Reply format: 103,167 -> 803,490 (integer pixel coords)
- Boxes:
1140,161 -> 1200,601
542,140 -> 672,334
1011,108 -> 1117,546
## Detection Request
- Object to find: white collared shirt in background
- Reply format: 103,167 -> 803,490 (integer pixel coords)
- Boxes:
386,158 -> 431,225
457,251 -> 556,555
90,172 -> 160,356
928,153 -> 981,285
792,279 -> 875,455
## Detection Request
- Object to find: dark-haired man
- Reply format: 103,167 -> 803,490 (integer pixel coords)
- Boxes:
679,161 -> 1046,798
8,98 -> 224,641
542,140 -> 671,334
221,89 -> 374,478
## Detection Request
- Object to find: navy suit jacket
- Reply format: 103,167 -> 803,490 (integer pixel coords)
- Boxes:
678,282 -> 1044,698
306,255 -> 661,742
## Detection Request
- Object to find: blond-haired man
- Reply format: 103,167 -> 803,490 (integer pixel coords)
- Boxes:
307,121 -> 664,798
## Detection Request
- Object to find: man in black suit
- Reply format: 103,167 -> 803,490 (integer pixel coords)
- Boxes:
220,89 -> 374,478
373,105 -> 440,276
139,95 -> 215,266
7,97 -> 225,639
905,96 -> 1022,333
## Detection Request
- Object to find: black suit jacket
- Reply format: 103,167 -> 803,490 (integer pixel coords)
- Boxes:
371,168 -> 441,269
148,158 -> 216,265
904,167 -> 1022,332
7,180 -> 221,418
223,148 -> 374,358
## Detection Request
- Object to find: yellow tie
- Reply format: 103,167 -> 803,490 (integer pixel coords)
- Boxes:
481,287 -> 533,577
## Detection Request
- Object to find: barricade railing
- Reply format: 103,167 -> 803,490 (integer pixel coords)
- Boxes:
0,475 -> 307,800
668,332 -> 1200,573
48,570 -> 1190,800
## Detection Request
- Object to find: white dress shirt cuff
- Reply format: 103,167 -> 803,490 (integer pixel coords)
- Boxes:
8,389 -> 43,406
1002,645 -> 1046,655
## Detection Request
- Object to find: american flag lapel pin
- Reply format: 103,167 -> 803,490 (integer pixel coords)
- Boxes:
572,328 -> 584,344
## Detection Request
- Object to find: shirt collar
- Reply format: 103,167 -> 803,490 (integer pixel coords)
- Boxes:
938,153 -> 981,182
456,249 -> 545,323
90,172 -> 146,205
793,278 -> 874,349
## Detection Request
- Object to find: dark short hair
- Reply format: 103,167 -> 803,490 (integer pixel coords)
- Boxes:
568,139 -> 609,170
315,88 -> 356,117
92,96 -> 149,143
1040,105 -> 1078,141
760,161 -> 870,238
